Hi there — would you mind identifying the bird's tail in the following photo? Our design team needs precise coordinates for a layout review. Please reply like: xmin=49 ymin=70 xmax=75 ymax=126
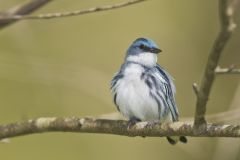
xmin=166 ymin=136 xmax=187 ymax=145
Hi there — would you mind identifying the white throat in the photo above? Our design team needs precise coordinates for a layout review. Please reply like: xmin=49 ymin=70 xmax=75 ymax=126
xmin=126 ymin=52 xmax=157 ymax=67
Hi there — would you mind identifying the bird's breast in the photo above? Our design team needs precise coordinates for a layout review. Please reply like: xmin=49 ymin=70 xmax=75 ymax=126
xmin=115 ymin=64 xmax=159 ymax=121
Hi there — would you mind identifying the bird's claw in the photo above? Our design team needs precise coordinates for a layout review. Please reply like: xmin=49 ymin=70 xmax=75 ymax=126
xmin=145 ymin=120 xmax=160 ymax=129
xmin=127 ymin=117 xmax=141 ymax=129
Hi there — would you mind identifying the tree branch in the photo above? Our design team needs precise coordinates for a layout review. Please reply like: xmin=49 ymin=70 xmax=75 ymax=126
xmin=215 ymin=65 xmax=240 ymax=74
xmin=193 ymin=0 xmax=239 ymax=131
xmin=192 ymin=83 xmax=199 ymax=96
xmin=0 ymin=0 xmax=53 ymax=29
xmin=0 ymin=0 xmax=147 ymax=22
xmin=1 ymin=117 xmax=240 ymax=140
xmin=0 ymin=0 xmax=239 ymax=142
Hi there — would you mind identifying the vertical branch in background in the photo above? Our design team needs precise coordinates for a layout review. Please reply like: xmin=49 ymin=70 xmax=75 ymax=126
xmin=193 ymin=0 xmax=239 ymax=132
xmin=0 ymin=0 xmax=53 ymax=29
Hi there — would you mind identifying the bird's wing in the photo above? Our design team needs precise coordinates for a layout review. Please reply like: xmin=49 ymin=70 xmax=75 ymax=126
xmin=111 ymin=72 xmax=123 ymax=90
xmin=111 ymin=69 xmax=124 ymax=112
xmin=154 ymin=65 xmax=179 ymax=121
xmin=111 ymin=63 xmax=128 ymax=90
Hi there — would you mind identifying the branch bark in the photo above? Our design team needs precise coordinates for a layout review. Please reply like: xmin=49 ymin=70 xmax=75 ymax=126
xmin=193 ymin=0 xmax=239 ymax=131
xmin=0 ymin=0 xmax=53 ymax=29
xmin=1 ymin=117 xmax=240 ymax=140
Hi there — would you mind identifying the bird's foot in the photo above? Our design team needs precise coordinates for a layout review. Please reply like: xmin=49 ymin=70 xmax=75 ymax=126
xmin=127 ymin=117 xmax=141 ymax=129
xmin=145 ymin=120 xmax=160 ymax=129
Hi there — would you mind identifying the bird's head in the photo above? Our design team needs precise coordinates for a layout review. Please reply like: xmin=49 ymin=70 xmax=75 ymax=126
xmin=125 ymin=38 xmax=162 ymax=67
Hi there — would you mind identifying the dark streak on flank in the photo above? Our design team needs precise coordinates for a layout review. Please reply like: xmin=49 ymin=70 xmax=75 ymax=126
xmin=140 ymin=72 xmax=145 ymax=80
xmin=149 ymin=75 xmax=157 ymax=89
xmin=111 ymin=74 xmax=124 ymax=89
xmin=145 ymin=79 xmax=152 ymax=89
xmin=113 ymin=93 xmax=120 ymax=111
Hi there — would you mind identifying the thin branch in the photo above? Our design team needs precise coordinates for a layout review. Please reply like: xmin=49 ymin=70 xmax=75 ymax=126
xmin=192 ymin=83 xmax=199 ymax=96
xmin=193 ymin=0 xmax=239 ymax=131
xmin=0 ymin=0 xmax=53 ymax=29
xmin=1 ymin=117 xmax=240 ymax=140
xmin=215 ymin=66 xmax=240 ymax=74
xmin=0 ymin=0 xmax=147 ymax=21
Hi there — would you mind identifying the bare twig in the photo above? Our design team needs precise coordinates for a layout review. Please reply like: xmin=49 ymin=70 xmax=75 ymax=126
xmin=1 ymin=117 xmax=240 ymax=140
xmin=192 ymin=83 xmax=199 ymax=96
xmin=0 ymin=0 xmax=147 ymax=21
xmin=193 ymin=0 xmax=240 ymax=131
xmin=215 ymin=65 xmax=240 ymax=74
xmin=0 ymin=0 xmax=53 ymax=29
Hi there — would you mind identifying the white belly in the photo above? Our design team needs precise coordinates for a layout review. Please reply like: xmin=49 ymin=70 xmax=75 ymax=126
xmin=115 ymin=64 xmax=159 ymax=121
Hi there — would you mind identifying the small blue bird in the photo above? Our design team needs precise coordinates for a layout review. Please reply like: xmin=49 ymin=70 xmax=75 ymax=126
xmin=111 ymin=38 xmax=187 ymax=144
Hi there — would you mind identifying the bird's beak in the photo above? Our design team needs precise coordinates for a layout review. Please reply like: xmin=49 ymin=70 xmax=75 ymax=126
xmin=151 ymin=47 xmax=162 ymax=54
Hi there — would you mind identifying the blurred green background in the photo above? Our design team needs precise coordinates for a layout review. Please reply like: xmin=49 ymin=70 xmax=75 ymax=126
xmin=0 ymin=0 xmax=240 ymax=160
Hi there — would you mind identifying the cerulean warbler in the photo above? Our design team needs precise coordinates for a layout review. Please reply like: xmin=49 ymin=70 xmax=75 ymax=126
xmin=111 ymin=38 xmax=187 ymax=144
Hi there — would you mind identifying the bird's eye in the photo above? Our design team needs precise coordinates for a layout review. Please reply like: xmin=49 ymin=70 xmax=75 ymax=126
xmin=139 ymin=44 xmax=145 ymax=49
